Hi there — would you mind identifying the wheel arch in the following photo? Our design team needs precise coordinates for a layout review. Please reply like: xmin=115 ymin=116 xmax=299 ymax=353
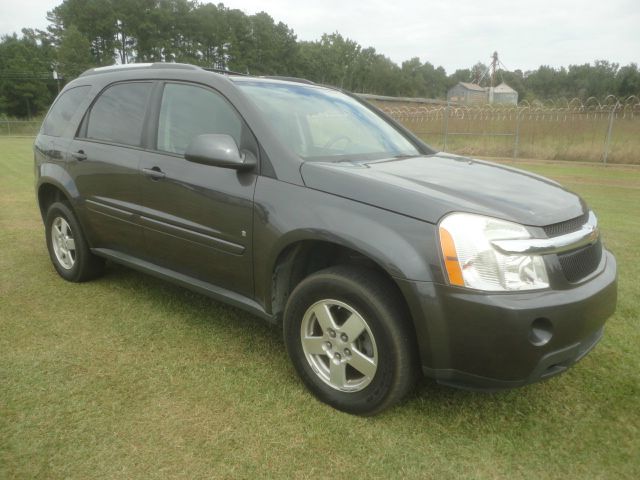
xmin=36 ymin=163 xmax=80 ymax=220
xmin=37 ymin=181 xmax=73 ymax=221
xmin=268 ymin=235 xmax=416 ymax=332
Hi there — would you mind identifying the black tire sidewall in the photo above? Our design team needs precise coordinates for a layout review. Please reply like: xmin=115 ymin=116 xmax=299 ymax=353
xmin=284 ymin=269 xmax=411 ymax=415
xmin=45 ymin=202 xmax=89 ymax=282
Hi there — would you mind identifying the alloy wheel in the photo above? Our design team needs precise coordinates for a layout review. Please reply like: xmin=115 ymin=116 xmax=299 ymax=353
xmin=300 ymin=299 xmax=378 ymax=392
xmin=51 ymin=216 xmax=76 ymax=270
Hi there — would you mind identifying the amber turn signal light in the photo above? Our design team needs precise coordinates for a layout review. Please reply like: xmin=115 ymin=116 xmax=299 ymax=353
xmin=439 ymin=226 xmax=464 ymax=287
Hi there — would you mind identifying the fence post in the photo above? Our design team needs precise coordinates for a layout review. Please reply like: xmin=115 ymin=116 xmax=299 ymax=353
xmin=443 ymin=101 xmax=450 ymax=152
xmin=7 ymin=122 xmax=10 ymax=136
xmin=513 ymin=108 xmax=521 ymax=161
xmin=602 ymin=101 xmax=618 ymax=165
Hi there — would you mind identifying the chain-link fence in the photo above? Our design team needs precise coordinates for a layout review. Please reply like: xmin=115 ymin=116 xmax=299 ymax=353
xmin=381 ymin=96 xmax=640 ymax=164
xmin=0 ymin=121 xmax=41 ymax=137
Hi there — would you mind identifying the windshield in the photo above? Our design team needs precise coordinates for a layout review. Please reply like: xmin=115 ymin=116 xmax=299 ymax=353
xmin=236 ymin=81 xmax=421 ymax=160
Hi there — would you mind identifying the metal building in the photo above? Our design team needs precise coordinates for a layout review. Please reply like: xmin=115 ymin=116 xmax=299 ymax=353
xmin=489 ymin=82 xmax=518 ymax=105
xmin=447 ymin=82 xmax=487 ymax=105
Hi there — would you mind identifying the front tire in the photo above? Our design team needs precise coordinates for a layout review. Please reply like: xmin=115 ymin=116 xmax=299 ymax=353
xmin=283 ymin=266 xmax=418 ymax=415
xmin=45 ymin=201 xmax=104 ymax=282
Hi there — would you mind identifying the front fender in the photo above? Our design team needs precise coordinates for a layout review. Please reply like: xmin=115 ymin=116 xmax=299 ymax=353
xmin=269 ymin=219 xmax=433 ymax=281
xmin=253 ymin=177 xmax=443 ymax=313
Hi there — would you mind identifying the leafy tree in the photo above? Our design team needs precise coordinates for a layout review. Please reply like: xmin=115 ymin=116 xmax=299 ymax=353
xmin=400 ymin=58 xmax=448 ymax=98
xmin=615 ymin=64 xmax=640 ymax=99
xmin=56 ymin=25 xmax=93 ymax=80
xmin=0 ymin=32 xmax=55 ymax=117
xmin=224 ymin=7 xmax=253 ymax=72
xmin=47 ymin=0 xmax=118 ymax=65
xmin=524 ymin=65 xmax=564 ymax=100
xmin=189 ymin=2 xmax=229 ymax=67
xmin=565 ymin=61 xmax=618 ymax=99
xmin=366 ymin=54 xmax=401 ymax=95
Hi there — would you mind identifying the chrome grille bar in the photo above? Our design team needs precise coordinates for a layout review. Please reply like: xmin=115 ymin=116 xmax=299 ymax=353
xmin=491 ymin=212 xmax=599 ymax=256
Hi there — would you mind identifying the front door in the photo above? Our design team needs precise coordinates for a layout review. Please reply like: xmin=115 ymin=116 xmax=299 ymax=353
xmin=138 ymin=82 xmax=258 ymax=298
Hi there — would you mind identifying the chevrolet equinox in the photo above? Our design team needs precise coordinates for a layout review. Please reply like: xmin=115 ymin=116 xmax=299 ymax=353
xmin=34 ymin=63 xmax=618 ymax=415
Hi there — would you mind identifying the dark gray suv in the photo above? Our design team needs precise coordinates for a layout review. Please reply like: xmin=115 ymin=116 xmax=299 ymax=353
xmin=34 ymin=63 xmax=617 ymax=415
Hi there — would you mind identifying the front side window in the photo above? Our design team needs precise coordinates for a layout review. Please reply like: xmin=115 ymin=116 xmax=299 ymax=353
xmin=236 ymin=81 xmax=420 ymax=160
xmin=85 ymin=82 xmax=152 ymax=146
xmin=41 ymin=85 xmax=91 ymax=137
xmin=157 ymin=83 xmax=242 ymax=155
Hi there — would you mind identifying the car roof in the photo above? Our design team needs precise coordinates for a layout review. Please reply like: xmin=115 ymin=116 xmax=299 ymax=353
xmin=79 ymin=62 xmax=200 ymax=77
xmin=79 ymin=62 xmax=319 ymax=88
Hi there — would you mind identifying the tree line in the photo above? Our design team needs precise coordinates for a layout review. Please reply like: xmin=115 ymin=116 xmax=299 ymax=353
xmin=1 ymin=0 xmax=639 ymax=118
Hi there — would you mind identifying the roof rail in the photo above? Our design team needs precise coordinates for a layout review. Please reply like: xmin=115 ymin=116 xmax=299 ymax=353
xmin=79 ymin=62 xmax=202 ymax=77
xmin=261 ymin=76 xmax=316 ymax=85
xmin=201 ymin=67 xmax=249 ymax=76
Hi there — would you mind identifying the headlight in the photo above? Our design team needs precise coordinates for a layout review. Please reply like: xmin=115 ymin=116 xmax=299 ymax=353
xmin=439 ymin=213 xmax=549 ymax=291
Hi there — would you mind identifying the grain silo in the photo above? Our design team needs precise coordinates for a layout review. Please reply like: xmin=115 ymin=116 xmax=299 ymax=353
xmin=490 ymin=82 xmax=518 ymax=105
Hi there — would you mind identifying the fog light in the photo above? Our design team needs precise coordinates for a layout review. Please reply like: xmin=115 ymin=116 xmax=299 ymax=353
xmin=529 ymin=317 xmax=553 ymax=346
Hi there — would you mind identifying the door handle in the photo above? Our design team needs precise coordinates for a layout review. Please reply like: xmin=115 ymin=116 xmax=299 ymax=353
xmin=142 ymin=167 xmax=166 ymax=180
xmin=71 ymin=150 xmax=87 ymax=161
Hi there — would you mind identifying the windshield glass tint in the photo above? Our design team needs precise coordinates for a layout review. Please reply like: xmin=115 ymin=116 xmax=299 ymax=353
xmin=237 ymin=81 xmax=420 ymax=160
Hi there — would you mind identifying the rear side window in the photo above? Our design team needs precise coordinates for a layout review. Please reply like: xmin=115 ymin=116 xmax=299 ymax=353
xmin=41 ymin=86 xmax=91 ymax=137
xmin=85 ymin=82 xmax=152 ymax=146
xmin=157 ymin=83 xmax=242 ymax=155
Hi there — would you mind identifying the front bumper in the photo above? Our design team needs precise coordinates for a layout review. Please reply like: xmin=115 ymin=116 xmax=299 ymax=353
xmin=396 ymin=250 xmax=617 ymax=390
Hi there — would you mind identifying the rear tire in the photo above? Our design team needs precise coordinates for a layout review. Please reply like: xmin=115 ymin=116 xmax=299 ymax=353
xmin=283 ymin=265 xmax=418 ymax=415
xmin=45 ymin=201 xmax=104 ymax=282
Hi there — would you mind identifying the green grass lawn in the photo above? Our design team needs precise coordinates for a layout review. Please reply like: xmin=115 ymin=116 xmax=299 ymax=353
xmin=1 ymin=137 xmax=639 ymax=479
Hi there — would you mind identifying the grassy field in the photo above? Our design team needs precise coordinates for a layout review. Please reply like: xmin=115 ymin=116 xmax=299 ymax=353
xmin=1 ymin=137 xmax=639 ymax=479
xmin=0 ymin=121 xmax=41 ymax=137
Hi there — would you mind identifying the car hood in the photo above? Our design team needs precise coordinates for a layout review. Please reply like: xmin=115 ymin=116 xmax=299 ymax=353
xmin=301 ymin=153 xmax=587 ymax=226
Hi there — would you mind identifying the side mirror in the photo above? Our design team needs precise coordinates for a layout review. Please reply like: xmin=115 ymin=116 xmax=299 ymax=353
xmin=184 ymin=134 xmax=255 ymax=171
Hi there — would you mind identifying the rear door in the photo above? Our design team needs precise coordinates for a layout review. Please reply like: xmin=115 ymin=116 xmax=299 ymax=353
xmin=138 ymin=82 xmax=259 ymax=297
xmin=69 ymin=81 xmax=153 ymax=256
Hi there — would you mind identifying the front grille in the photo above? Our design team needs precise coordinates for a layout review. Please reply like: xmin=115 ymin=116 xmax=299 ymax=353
xmin=543 ymin=211 xmax=589 ymax=237
xmin=557 ymin=239 xmax=602 ymax=282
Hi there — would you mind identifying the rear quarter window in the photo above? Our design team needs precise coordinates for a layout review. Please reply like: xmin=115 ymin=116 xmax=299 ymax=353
xmin=84 ymin=82 xmax=152 ymax=147
xmin=40 ymin=86 xmax=91 ymax=137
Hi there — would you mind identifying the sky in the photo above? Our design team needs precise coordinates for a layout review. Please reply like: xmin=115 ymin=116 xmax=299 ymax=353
xmin=1 ymin=0 xmax=639 ymax=74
